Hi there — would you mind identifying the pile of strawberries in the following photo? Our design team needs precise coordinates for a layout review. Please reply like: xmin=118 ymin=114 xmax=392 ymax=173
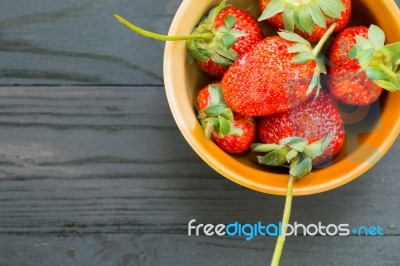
xmin=193 ymin=0 xmax=399 ymax=170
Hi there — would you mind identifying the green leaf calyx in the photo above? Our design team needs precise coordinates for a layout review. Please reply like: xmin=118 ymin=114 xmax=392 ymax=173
xmin=251 ymin=134 xmax=333 ymax=178
xmin=347 ymin=24 xmax=400 ymax=92
xmin=187 ymin=1 xmax=246 ymax=67
xmin=259 ymin=0 xmax=345 ymax=35
xmin=198 ymin=84 xmax=242 ymax=138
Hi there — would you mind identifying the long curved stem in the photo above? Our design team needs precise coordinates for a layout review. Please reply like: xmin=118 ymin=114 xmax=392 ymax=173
xmin=113 ymin=14 xmax=214 ymax=41
xmin=270 ymin=174 xmax=295 ymax=266
xmin=312 ymin=22 xmax=337 ymax=57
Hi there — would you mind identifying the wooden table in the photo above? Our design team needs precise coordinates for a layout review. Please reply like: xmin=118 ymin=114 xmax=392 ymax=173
xmin=0 ymin=1 xmax=399 ymax=265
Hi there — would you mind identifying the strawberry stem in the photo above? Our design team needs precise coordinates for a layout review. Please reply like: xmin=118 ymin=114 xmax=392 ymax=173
xmin=312 ymin=23 xmax=337 ymax=57
xmin=113 ymin=14 xmax=214 ymax=41
xmin=270 ymin=162 xmax=296 ymax=266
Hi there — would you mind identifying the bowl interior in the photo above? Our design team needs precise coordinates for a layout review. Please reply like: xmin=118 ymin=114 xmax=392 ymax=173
xmin=163 ymin=0 xmax=400 ymax=195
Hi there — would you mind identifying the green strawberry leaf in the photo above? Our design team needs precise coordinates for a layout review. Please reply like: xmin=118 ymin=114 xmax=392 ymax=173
xmin=355 ymin=36 xmax=374 ymax=50
xmin=280 ymin=137 xmax=308 ymax=152
xmin=288 ymin=43 xmax=310 ymax=53
xmin=252 ymin=143 xmax=281 ymax=153
xmin=290 ymin=158 xmax=312 ymax=178
xmin=308 ymin=3 xmax=327 ymax=28
xmin=229 ymin=29 xmax=246 ymax=38
xmin=229 ymin=125 xmax=243 ymax=136
xmin=368 ymin=24 xmax=385 ymax=49
xmin=208 ymin=0 xmax=228 ymax=22
xmin=202 ymin=118 xmax=219 ymax=138
xmin=365 ymin=67 xmax=388 ymax=80
xmin=218 ymin=115 xmax=231 ymax=136
xmin=286 ymin=149 xmax=299 ymax=163
xmin=347 ymin=45 xmax=360 ymax=59
xmin=219 ymin=107 xmax=234 ymax=121
xmin=216 ymin=48 xmax=238 ymax=62
xmin=293 ymin=11 xmax=301 ymax=32
xmin=303 ymin=133 xmax=333 ymax=159
xmin=374 ymin=79 xmax=398 ymax=92
xmin=203 ymin=104 xmax=226 ymax=116
xmin=187 ymin=41 xmax=209 ymax=62
xmin=357 ymin=48 xmax=375 ymax=68
xmin=208 ymin=84 xmax=223 ymax=105
xmin=221 ymin=34 xmax=237 ymax=49
xmin=224 ymin=15 xmax=236 ymax=30
xmin=319 ymin=0 xmax=345 ymax=19
xmin=278 ymin=31 xmax=308 ymax=45
xmin=298 ymin=7 xmax=314 ymax=34
xmin=383 ymin=43 xmax=400 ymax=65
xmin=292 ymin=51 xmax=313 ymax=64
xmin=258 ymin=148 xmax=289 ymax=166
xmin=211 ymin=52 xmax=234 ymax=67
xmin=282 ymin=9 xmax=295 ymax=32
xmin=258 ymin=0 xmax=284 ymax=21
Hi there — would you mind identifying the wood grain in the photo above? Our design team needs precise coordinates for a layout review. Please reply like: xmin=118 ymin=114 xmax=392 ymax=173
xmin=0 ymin=235 xmax=398 ymax=266
xmin=0 ymin=0 xmax=182 ymax=85
xmin=0 ymin=0 xmax=400 ymax=265
xmin=0 ymin=87 xmax=398 ymax=239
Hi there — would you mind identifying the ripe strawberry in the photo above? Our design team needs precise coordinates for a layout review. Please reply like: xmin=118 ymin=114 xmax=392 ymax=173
xmin=329 ymin=26 xmax=369 ymax=71
xmin=194 ymin=5 xmax=265 ymax=77
xmin=211 ymin=114 xmax=256 ymax=154
xmin=259 ymin=0 xmax=351 ymax=43
xmin=114 ymin=0 xmax=264 ymax=78
xmin=221 ymin=25 xmax=335 ymax=117
xmin=328 ymin=25 xmax=400 ymax=105
xmin=197 ymin=83 xmax=256 ymax=154
xmin=257 ymin=90 xmax=345 ymax=165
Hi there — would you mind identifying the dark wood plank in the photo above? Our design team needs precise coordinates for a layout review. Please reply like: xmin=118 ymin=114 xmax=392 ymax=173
xmin=0 ymin=0 xmax=182 ymax=85
xmin=0 ymin=234 xmax=398 ymax=266
xmin=0 ymin=87 xmax=398 ymax=238
xmin=1 ymin=0 xmax=400 ymax=264
xmin=1 ymin=0 xmax=399 ymax=85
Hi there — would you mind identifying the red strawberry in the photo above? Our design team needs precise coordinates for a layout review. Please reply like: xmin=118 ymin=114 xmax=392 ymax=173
xmin=259 ymin=0 xmax=351 ymax=43
xmin=257 ymin=90 xmax=345 ymax=165
xmin=328 ymin=25 xmax=400 ymax=105
xmin=197 ymin=84 xmax=256 ymax=154
xmin=221 ymin=25 xmax=335 ymax=116
xmin=114 ymin=0 xmax=264 ymax=78
xmin=329 ymin=26 xmax=369 ymax=71
xmin=195 ymin=6 xmax=265 ymax=77
xmin=211 ymin=114 xmax=256 ymax=154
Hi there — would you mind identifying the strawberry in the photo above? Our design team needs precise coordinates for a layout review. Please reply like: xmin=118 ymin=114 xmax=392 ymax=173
xmin=197 ymin=83 xmax=256 ymax=154
xmin=256 ymin=90 xmax=345 ymax=165
xmin=328 ymin=25 xmax=400 ymax=105
xmin=251 ymin=90 xmax=344 ymax=265
xmin=114 ymin=0 xmax=264 ymax=78
xmin=221 ymin=24 xmax=335 ymax=117
xmin=259 ymin=0 xmax=351 ymax=43
xmin=211 ymin=114 xmax=256 ymax=154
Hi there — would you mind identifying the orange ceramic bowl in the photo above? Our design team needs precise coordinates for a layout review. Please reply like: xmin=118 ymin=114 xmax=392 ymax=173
xmin=163 ymin=0 xmax=400 ymax=195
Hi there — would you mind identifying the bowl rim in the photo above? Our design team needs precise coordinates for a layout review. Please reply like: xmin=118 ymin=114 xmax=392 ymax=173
xmin=163 ymin=0 xmax=400 ymax=195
